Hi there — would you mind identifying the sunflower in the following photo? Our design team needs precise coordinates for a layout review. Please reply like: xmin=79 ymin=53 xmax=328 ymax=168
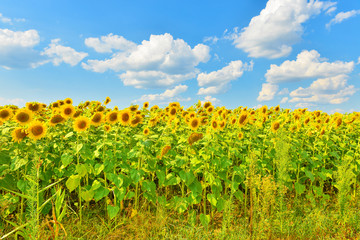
xmin=0 ymin=120 xmax=3 ymax=126
xmin=211 ymin=119 xmax=218 ymax=130
xmin=150 ymin=105 xmax=159 ymax=112
xmin=64 ymin=98 xmax=73 ymax=105
xmin=11 ymin=127 xmax=28 ymax=143
xmin=203 ymin=101 xmax=211 ymax=109
xmin=238 ymin=112 xmax=248 ymax=127
xmin=104 ymin=97 xmax=111 ymax=105
xmin=189 ymin=112 xmax=196 ymax=119
xmin=200 ymin=116 xmax=208 ymax=126
xmin=27 ymin=120 xmax=47 ymax=141
xmin=26 ymin=102 xmax=42 ymax=112
xmin=159 ymin=145 xmax=171 ymax=160
xmin=51 ymin=102 xmax=60 ymax=108
xmin=103 ymin=124 xmax=111 ymax=132
xmin=0 ymin=108 xmax=13 ymax=121
xmin=14 ymin=109 xmax=33 ymax=126
xmin=97 ymin=106 xmax=106 ymax=112
xmin=143 ymin=102 xmax=149 ymax=109
xmin=238 ymin=132 xmax=244 ymax=140
xmin=73 ymin=110 xmax=82 ymax=118
xmin=188 ymin=132 xmax=203 ymax=146
xmin=130 ymin=115 xmax=142 ymax=127
xmin=335 ymin=117 xmax=342 ymax=128
xmin=260 ymin=105 xmax=268 ymax=115
xmin=73 ymin=116 xmax=90 ymax=132
xmin=189 ymin=118 xmax=200 ymax=131
xmin=169 ymin=107 xmax=177 ymax=118
xmin=231 ymin=117 xmax=237 ymax=125
xmin=274 ymin=105 xmax=280 ymax=113
xmin=119 ymin=109 xmax=132 ymax=126
xmin=106 ymin=111 xmax=119 ymax=124
xmin=129 ymin=105 xmax=138 ymax=112
xmin=206 ymin=106 xmax=214 ymax=114
xmin=49 ymin=114 xmax=65 ymax=126
xmin=113 ymin=106 xmax=119 ymax=111
xmin=89 ymin=112 xmax=103 ymax=126
xmin=60 ymin=105 xmax=75 ymax=119
xmin=219 ymin=120 xmax=226 ymax=130
xmin=143 ymin=127 xmax=150 ymax=136
xmin=271 ymin=121 xmax=280 ymax=133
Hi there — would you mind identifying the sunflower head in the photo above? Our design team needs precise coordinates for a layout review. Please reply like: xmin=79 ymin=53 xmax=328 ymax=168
xmin=60 ymin=105 xmax=75 ymax=119
xmin=206 ymin=106 xmax=214 ymax=114
xmin=14 ymin=109 xmax=33 ymax=126
xmin=11 ymin=127 xmax=28 ymax=143
xmin=130 ymin=115 xmax=142 ymax=127
xmin=271 ymin=121 xmax=280 ymax=133
xmin=97 ymin=106 xmax=106 ymax=112
xmin=129 ymin=105 xmax=138 ymax=112
xmin=203 ymin=102 xmax=212 ymax=109
xmin=238 ymin=112 xmax=248 ymax=127
xmin=27 ymin=121 xmax=47 ymax=141
xmin=49 ymin=114 xmax=65 ymax=126
xmin=189 ymin=118 xmax=200 ymax=130
xmin=159 ymin=145 xmax=171 ymax=159
xmin=0 ymin=108 xmax=13 ymax=121
xmin=64 ymin=98 xmax=73 ymax=105
xmin=169 ymin=107 xmax=177 ymax=117
xmin=104 ymin=96 xmax=111 ymax=105
xmin=73 ymin=116 xmax=90 ymax=132
xmin=211 ymin=119 xmax=218 ymax=130
xmin=150 ymin=105 xmax=159 ymax=112
xmin=143 ymin=102 xmax=149 ymax=109
xmin=120 ymin=109 xmax=132 ymax=126
xmin=90 ymin=112 xmax=104 ymax=126
xmin=188 ymin=132 xmax=203 ymax=146
xmin=238 ymin=132 xmax=244 ymax=140
xmin=200 ymin=116 xmax=208 ymax=126
xmin=104 ymin=124 xmax=111 ymax=132
xmin=106 ymin=111 xmax=119 ymax=124
xmin=143 ymin=127 xmax=150 ymax=136
xmin=26 ymin=102 xmax=42 ymax=112
xmin=274 ymin=105 xmax=280 ymax=113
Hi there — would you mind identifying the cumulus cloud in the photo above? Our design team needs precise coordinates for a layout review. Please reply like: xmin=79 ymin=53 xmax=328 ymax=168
xmin=280 ymin=97 xmax=288 ymax=103
xmin=0 ymin=97 xmax=26 ymax=107
xmin=203 ymin=36 xmax=219 ymax=45
xmin=85 ymin=33 xmax=137 ymax=53
xmin=134 ymin=84 xmax=190 ymax=104
xmin=257 ymin=83 xmax=279 ymax=102
xmin=258 ymin=50 xmax=356 ymax=103
xmin=200 ymin=96 xmax=221 ymax=106
xmin=41 ymin=39 xmax=88 ymax=66
xmin=326 ymin=10 xmax=360 ymax=29
xmin=278 ymin=88 xmax=289 ymax=95
xmin=0 ymin=13 xmax=11 ymax=24
xmin=0 ymin=28 xmax=45 ymax=69
xmin=197 ymin=60 xmax=253 ymax=95
xmin=265 ymin=50 xmax=354 ymax=84
xmin=326 ymin=6 xmax=337 ymax=15
xmin=231 ymin=0 xmax=335 ymax=58
xmin=83 ymin=33 xmax=210 ymax=89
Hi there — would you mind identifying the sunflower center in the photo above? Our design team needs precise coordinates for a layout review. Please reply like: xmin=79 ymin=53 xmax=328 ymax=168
xmin=122 ymin=113 xmax=129 ymax=122
xmin=32 ymin=125 xmax=44 ymax=136
xmin=78 ymin=121 xmax=87 ymax=129
xmin=64 ymin=108 xmax=73 ymax=115
xmin=109 ymin=113 xmax=117 ymax=121
xmin=17 ymin=112 xmax=30 ymax=122
xmin=212 ymin=121 xmax=217 ymax=128
xmin=0 ymin=110 xmax=10 ymax=119
xmin=51 ymin=115 xmax=64 ymax=124
xmin=170 ymin=109 xmax=176 ymax=115
xmin=92 ymin=114 xmax=101 ymax=123
xmin=273 ymin=122 xmax=280 ymax=131
xmin=191 ymin=119 xmax=198 ymax=128
xmin=16 ymin=129 xmax=27 ymax=139
xmin=239 ymin=115 xmax=247 ymax=124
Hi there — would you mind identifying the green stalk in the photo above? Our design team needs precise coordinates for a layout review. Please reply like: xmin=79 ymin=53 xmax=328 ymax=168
xmin=76 ymin=134 xmax=82 ymax=224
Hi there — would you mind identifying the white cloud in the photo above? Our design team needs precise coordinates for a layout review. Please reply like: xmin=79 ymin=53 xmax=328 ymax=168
xmin=119 ymin=70 xmax=197 ymax=89
xmin=85 ymin=33 xmax=137 ymax=53
xmin=357 ymin=57 xmax=360 ymax=64
xmin=200 ymin=96 xmax=221 ymax=106
xmin=197 ymin=60 xmax=253 ymax=95
xmin=0 ymin=13 xmax=11 ymax=24
xmin=278 ymin=88 xmax=289 ymax=95
xmin=42 ymin=39 xmax=88 ymax=66
xmin=0 ymin=28 xmax=44 ymax=69
xmin=326 ymin=10 xmax=360 ymax=29
xmin=295 ymin=102 xmax=315 ymax=109
xmin=203 ymin=36 xmax=219 ymax=44
xmin=0 ymin=97 xmax=26 ymax=107
xmin=83 ymin=33 xmax=210 ymax=89
xmin=280 ymin=97 xmax=288 ymax=103
xmin=257 ymin=83 xmax=279 ymax=102
xmin=231 ymin=0 xmax=335 ymax=58
xmin=134 ymin=84 xmax=190 ymax=104
xmin=329 ymin=108 xmax=345 ymax=114
xmin=265 ymin=50 xmax=354 ymax=84
xmin=326 ymin=6 xmax=337 ymax=15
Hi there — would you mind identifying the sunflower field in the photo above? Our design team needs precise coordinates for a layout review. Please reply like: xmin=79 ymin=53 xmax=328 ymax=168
xmin=1 ymin=98 xmax=360 ymax=239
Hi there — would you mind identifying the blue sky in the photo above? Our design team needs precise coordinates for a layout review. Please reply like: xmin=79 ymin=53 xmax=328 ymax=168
xmin=0 ymin=0 xmax=359 ymax=113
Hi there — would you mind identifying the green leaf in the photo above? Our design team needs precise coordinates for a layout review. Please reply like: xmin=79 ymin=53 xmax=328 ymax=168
xmin=93 ymin=186 xmax=109 ymax=202
xmin=91 ymin=180 xmax=101 ymax=190
xmin=199 ymin=213 xmax=210 ymax=227
xmin=142 ymin=181 xmax=156 ymax=194
xmin=107 ymin=205 xmax=120 ymax=220
xmin=76 ymin=164 xmax=88 ymax=178
xmin=179 ymin=170 xmax=195 ymax=186
xmin=294 ymin=182 xmax=306 ymax=195
xmin=17 ymin=179 xmax=29 ymax=193
xmin=107 ymin=173 xmax=124 ymax=188
xmin=10 ymin=156 xmax=27 ymax=171
xmin=156 ymin=170 xmax=165 ymax=186
xmin=61 ymin=153 xmax=73 ymax=168
xmin=207 ymin=194 xmax=217 ymax=207
xmin=114 ymin=187 xmax=126 ymax=203
xmin=76 ymin=144 xmax=83 ymax=154
xmin=65 ymin=175 xmax=81 ymax=192
xmin=64 ymin=132 xmax=74 ymax=139
xmin=188 ymin=179 xmax=202 ymax=195
xmin=81 ymin=189 xmax=94 ymax=202
xmin=216 ymin=197 xmax=225 ymax=212
xmin=94 ymin=164 xmax=104 ymax=176
xmin=305 ymin=169 xmax=314 ymax=182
